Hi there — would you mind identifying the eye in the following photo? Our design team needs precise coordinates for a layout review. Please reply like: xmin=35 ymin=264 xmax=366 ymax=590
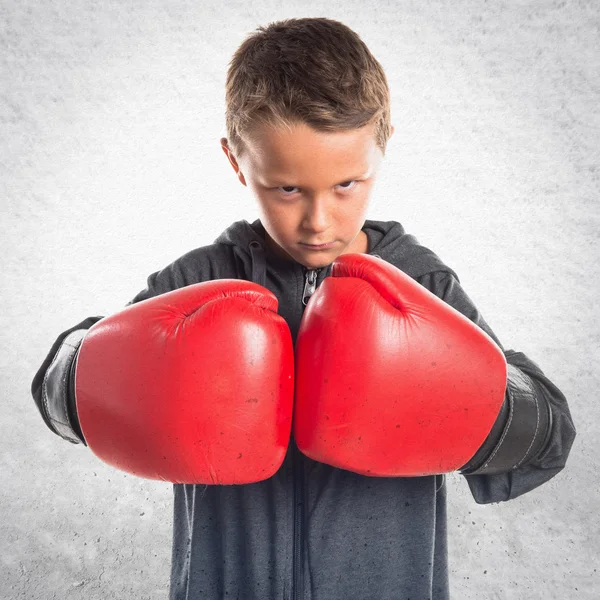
xmin=278 ymin=186 xmax=299 ymax=196
xmin=275 ymin=180 xmax=359 ymax=196
xmin=336 ymin=180 xmax=358 ymax=191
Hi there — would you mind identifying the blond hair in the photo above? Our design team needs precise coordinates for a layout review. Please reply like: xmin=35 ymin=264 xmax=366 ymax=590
xmin=224 ymin=17 xmax=392 ymax=160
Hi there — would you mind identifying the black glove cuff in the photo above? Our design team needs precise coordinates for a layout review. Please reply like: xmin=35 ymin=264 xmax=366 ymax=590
xmin=68 ymin=342 xmax=87 ymax=445
xmin=42 ymin=329 xmax=87 ymax=445
xmin=461 ymin=364 xmax=552 ymax=475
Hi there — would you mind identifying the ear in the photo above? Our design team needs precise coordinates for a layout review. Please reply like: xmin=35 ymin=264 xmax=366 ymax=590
xmin=220 ymin=138 xmax=246 ymax=186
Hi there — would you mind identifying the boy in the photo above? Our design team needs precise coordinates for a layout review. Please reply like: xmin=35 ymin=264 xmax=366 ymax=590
xmin=31 ymin=17 xmax=576 ymax=600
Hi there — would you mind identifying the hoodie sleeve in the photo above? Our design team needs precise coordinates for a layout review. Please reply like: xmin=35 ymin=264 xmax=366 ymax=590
xmin=417 ymin=271 xmax=576 ymax=504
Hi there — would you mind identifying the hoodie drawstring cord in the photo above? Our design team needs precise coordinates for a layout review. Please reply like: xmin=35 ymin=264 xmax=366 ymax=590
xmin=248 ymin=240 xmax=267 ymax=287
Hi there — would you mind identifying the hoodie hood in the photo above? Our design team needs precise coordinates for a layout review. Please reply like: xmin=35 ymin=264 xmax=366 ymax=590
xmin=214 ymin=219 xmax=459 ymax=285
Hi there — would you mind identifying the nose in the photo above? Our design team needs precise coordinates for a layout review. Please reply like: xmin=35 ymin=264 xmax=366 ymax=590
xmin=301 ymin=196 xmax=331 ymax=234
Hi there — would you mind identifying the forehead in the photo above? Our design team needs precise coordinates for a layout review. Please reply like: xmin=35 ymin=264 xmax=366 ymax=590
xmin=243 ymin=121 xmax=381 ymax=180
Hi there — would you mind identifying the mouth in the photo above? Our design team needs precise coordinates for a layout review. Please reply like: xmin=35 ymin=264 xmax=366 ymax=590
xmin=299 ymin=241 xmax=336 ymax=250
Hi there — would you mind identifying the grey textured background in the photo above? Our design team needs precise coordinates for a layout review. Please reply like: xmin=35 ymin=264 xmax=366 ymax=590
xmin=2 ymin=1 xmax=599 ymax=598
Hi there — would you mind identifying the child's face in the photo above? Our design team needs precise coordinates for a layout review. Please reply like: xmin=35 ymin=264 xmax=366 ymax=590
xmin=221 ymin=121 xmax=392 ymax=269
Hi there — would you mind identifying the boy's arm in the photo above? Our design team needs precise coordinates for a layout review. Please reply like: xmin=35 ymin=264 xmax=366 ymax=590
xmin=31 ymin=262 xmax=187 ymax=445
xmin=421 ymin=271 xmax=576 ymax=504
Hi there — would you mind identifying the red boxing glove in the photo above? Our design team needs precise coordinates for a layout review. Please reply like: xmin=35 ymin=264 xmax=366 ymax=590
xmin=75 ymin=280 xmax=294 ymax=484
xmin=294 ymin=254 xmax=507 ymax=477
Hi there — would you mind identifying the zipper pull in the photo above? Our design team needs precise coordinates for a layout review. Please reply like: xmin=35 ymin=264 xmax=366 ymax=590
xmin=302 ymin=269 xmax=318 ymax=306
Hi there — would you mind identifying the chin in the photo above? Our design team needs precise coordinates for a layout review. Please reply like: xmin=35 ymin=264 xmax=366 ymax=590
xmin=297 ymin=251 xmax=341 ymax=270
xmin=301 ymin=260 xmax=330 ymax=270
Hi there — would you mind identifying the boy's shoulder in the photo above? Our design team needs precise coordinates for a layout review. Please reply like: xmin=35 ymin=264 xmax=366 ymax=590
xmin=364 ymin=219 xmax=459 ymax=282
xmin=161 ymin=219 xmax=259 ymax=275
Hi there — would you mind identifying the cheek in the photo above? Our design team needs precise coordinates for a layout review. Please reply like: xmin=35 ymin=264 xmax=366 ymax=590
xmin=260 ymin=202 xmax=297 ymax=236
xmin=344 ymin=193 xmax=370 ymax=221
xmin=253 ymin=192 xmax=278 ymax=221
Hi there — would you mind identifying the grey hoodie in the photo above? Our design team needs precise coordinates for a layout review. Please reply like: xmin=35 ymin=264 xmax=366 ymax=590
xmin=31 ymin=218 xmax=576 ymax=600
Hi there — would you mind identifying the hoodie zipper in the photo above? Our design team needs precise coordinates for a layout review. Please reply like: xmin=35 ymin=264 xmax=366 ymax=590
xmin=292 ymin=267 xmax=320 ymax=600
xmin=302 ymin=268 xmax=318 ymax=306
xmin=292 ymin=437 xmax=303 ymax=600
